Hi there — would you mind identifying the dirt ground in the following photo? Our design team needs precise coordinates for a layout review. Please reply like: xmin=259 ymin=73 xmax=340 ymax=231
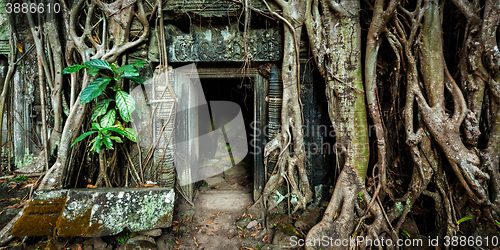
xmin=160 ymin=161 xmax=281 ymax=250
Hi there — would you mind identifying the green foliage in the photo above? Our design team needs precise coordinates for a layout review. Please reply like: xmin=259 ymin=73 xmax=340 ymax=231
xmin=115 ymin=91 xmax=136 ymax=122
xmin=401 ymin=229 xmax=410 ymax=239
xmin=358 ymin=191 xmax=363 ymax=203
xmin=63 ymin=59 xmax=146 ymax=154
xmin=116 ymin=232 xmax=134 ymax=243
xmin=80 ymin=78 xmax=112 ymax=104
xmin=61 ymin=65 xmax=84 ymax=74
xmin=92 ymin=99 xmax=113 ymax=121
xmin=456 ymin=215 xmax=474 ymax=225
xmin=8 ymin=175 xmax=29 ymax=183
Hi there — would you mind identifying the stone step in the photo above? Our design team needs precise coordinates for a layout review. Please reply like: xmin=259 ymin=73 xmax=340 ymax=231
xmin=11 ymin=187 xmax=174 ymax=238
xmin=195 ymin=190 xmax=252 ymax=211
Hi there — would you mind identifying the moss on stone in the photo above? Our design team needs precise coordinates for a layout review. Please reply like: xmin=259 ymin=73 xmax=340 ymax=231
xmin=11 ymin=197 xmax=67 ymax=237
xmin=56 ymin=208 xmax=92 ymax=237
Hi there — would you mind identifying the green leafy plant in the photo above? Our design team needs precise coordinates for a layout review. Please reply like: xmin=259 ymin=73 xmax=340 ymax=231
xmin=358 ymin=191 xmax=363 ymax=203
xmin=63 ymin=59 xmax=147 ymax=153
xmin=8 ymin=175 xmax=30 ymax=183
xmin=456 ymin=215 xmax=474 ymax=225
xmin=401 ymin=229 xmax=410 ymax=239
xmin=117 ymin=233 xmax=129 ymax=243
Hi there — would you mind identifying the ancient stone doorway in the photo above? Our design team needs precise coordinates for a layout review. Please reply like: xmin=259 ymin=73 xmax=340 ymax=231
xmin=175 ymin=68 xmax=268 ymax=201
xmin=199 ymin=76 xmax=255 ymax=192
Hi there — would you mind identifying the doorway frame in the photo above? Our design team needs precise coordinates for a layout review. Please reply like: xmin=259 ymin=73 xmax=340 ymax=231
xmin=180 ymin=67 xmax=268 ymax=201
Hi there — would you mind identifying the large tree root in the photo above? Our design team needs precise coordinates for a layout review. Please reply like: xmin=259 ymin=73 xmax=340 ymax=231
xmin=306 ymin=167 xmax=390 ymax=250
xmin=257 ymin=0 xmax=312 ymax=214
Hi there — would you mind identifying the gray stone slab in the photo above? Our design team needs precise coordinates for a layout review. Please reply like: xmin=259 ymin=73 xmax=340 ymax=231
xmin=12 ymin=187 xmax=174 ymax=237
xmin=196 ymin=190 xmax=252 ymax=211
xmin=88 ymin=188 xmax=174 ymax=237
xmin=204 ymin=176 xmax=225 ymax=186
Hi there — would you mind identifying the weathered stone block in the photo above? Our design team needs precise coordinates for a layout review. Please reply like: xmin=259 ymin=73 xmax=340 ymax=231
xmin=87 ymin=188 xmax=174 ymax=237
xmin=11 ymin=190 xmax=68 ymax=237
xmin=12 ymin=188 xmax=175 ymax=238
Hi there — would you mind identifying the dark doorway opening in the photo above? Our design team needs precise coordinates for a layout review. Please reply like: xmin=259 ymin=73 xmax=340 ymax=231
xmin=199 ymin=77 xmax=255 ymax=191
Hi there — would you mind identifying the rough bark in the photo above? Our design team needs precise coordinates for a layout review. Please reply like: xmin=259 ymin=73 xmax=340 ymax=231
xmin=259 ymin=0 xmax=313 ymax=213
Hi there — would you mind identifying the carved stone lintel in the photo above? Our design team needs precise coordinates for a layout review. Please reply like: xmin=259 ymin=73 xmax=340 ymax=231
xmin=165 ymin=24 xmax=282 ymax=62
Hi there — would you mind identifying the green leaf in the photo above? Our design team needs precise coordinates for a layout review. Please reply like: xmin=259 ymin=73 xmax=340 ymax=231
xmin=124 ymin=127 xmax=137 ymax=142
xmin=87 ymin=67 xmax=99 ymax=76
xmin=116 ymin=65 xmax=139 ymax=76
xmin=102 ymin=135 xmax=113 ymax=150
xmin=71 ymin=131 xmax=97 ymax=147
xmin=109 ymin=136 xmax=123 ymax=143
xmin=91 ymin=122 xmax=102 ymax=131
xmin=116 ymin=91 xmax=136 ymax=122
xmin=80 ymin=78 xmax=112 ymax=104
xmin=62 ymin=65 xmax=84 ymax=74
xmin=457 ymin=215 xmax=474 ymax=225
xmin=401 ymin=230 xmax=410 ymax=239
xmin=134 ymin=60 xmax=147 ymax=68
xmin=85 ymin=59 xmax=113 ymax=71
xmin=120 ymin=74 xmax=145 ymax=84
xmin=100 ymin=109 xmax=116 ymax=128
xmin=94 ymin=134 xmax=102 ymax=153
xmin=117 ymin=65 xmax=145 ymax=84
xmin=105 ymin=127 xmax=127 ymax=136
xmin=92 ymin=99 xmax=113 ymax=121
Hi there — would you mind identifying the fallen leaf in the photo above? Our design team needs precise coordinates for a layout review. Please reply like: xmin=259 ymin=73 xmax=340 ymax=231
xmin=250 ymin=232 xmax=258 ymax=237
xmin=192 ymin=236 xmax=198 ymax=247
xmin=262 ymin=234 xmax=268 ymax=242
xmin=174 ymin=240 xmax=183 ymax=245
xmin=17 ymin=43 xmax=22 ymax=53
xmin=0 ymin=198 xmax=20 ymax=202
xmin=4 ymin=204 xmax=22 ymax=209
xmin=76 ymin=243 xmax=83 ymax=250
xmin=236 ymin=212 xmax=246 ymax=221
xmin=93 ymin=36 xmax=100 ymax=45
xmin=87 ymin=184 xmax=97 ymax=188
xmin=213 ymin=231 xmax=218 ymax=236
xmin=208 ymin=222 xmax=217 ymax=225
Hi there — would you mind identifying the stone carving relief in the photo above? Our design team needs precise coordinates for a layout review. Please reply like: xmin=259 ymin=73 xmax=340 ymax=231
xmin=165 ymin=24 xmax=281 ymax=62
